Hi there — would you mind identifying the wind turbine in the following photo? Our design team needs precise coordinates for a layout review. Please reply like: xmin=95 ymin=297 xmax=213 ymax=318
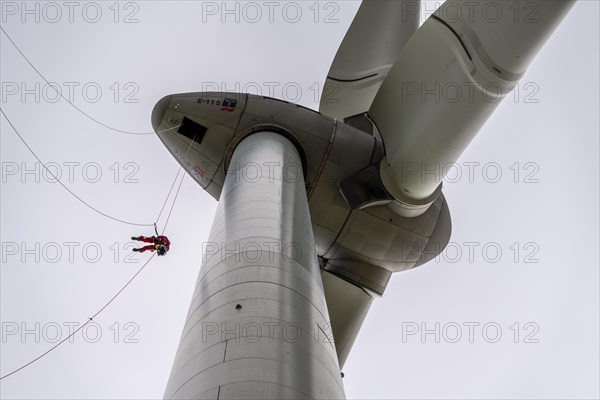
xmin=150 ymin=1 xmax=575 ymax=398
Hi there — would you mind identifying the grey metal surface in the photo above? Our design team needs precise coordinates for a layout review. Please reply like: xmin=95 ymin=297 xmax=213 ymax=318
xmin=163 ymin=132 xmax=345 ymax=399
xmin=320 ymin=0 xmax=421 ymax=120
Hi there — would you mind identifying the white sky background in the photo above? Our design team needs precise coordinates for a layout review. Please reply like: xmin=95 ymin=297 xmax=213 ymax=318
xmin=0 ymin=1 xmax=598 ymax=399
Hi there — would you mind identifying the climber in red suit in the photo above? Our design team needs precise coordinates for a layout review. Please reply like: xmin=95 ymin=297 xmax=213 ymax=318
xmin=131 ymin=235 xmax=171 ymax=256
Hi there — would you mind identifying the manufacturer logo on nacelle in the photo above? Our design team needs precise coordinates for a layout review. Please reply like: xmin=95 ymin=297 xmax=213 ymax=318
xmin=196 ymin=97 xmax=238 ymax=112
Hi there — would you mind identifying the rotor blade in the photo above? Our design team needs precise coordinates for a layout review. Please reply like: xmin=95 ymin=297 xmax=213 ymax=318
xmin=321 ymin=269 xmax=375 ymax=369
xmin=368 ymin=0 xmax=575 ymax=204
xmin=319 ymin=0 xmax=421 ymax=121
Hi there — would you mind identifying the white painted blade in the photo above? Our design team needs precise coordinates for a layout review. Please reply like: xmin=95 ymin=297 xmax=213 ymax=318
xmin=319 ymin=0 xmax=421 ymax=121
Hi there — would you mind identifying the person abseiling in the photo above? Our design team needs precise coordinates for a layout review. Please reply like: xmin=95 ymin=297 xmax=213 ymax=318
xmin=131 ymin=223 xmax=170 ymax=256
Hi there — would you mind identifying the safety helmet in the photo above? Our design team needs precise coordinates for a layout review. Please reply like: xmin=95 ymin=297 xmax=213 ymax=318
xmin=157 ymin=245 xmax=167 ymax=256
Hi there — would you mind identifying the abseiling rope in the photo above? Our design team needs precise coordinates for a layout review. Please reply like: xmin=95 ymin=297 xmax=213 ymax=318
xmin=1 ymin=109 xmax=154 ymax=227
xmin=0 ymin=27 xmax=181 ymax=136
xmin=0 ymin=108 xmax=198 ymax=380
xmin=0 ymin=254 xmax=156 ymax=380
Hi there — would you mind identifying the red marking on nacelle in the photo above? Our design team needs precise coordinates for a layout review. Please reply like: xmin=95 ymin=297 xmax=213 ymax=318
xmin=194 ymin=165 xmax=205 ymax=176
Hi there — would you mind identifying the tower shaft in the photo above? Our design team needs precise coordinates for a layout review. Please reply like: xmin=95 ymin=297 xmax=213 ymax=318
xmin=164 ymin=131 xmax=345 ymax=399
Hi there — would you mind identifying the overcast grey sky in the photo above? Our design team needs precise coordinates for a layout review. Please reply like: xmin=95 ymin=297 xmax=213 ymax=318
xmin=1 ymin=1 xmax=598 ymax=399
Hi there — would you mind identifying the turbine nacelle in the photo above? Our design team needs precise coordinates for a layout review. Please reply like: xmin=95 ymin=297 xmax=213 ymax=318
xmin=152 ymin=92 xmax=451 ymax=279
